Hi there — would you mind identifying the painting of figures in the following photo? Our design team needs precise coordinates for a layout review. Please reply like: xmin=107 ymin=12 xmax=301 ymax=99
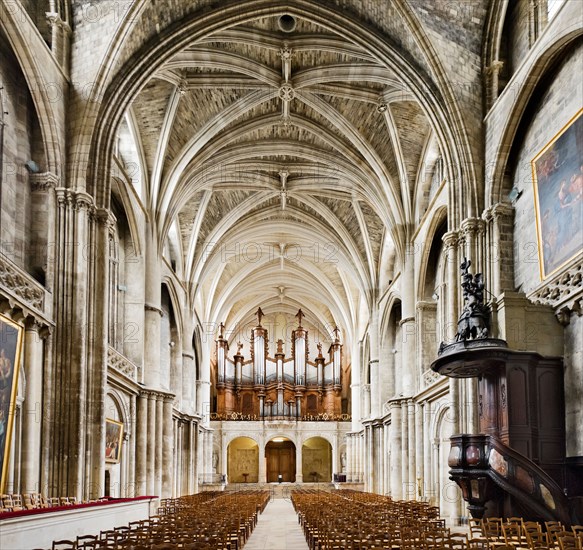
xmin=532 ymin=109 xmax=583 ymax=279
xmin=0 ymin=315 xmax=23 ymax=493
xmin=105 ymin=419 xmax=123 ymax=463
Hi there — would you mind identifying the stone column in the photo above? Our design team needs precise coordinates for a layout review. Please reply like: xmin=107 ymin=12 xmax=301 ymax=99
xmin=258 ymin=433 xmax=266 ymax=483
xmin=87 ymin=208 xmax=111 ymax=500
xmin=195 ymin=381 xmax=202 ymax=415
xmin=401 ymin=400 xmax=409 ymax=498
xmin=415 ymin=402 xmax=424 ymax=500
xmin=205 ymin=430 xmax=213 ymax=482
xmin=362 ymin=384 xmax=371 ymax=419
xmin=127 ymin=394 xmax=136 ymax=496
xmin=369 ymin=306 xmax=380 ymax=418
xmin=144 ymin=228 xmax=162 ymax=389
xmin=407 ymin=400 xmax=415 ymax=498
xmin=389 ymin=401 xmax=402 ymax=498
xmin=350 ymin=340 xmax=361 ymax=431
xmin=196 ymin=427 xmax=204 ymax=487
xmin=155 ymin=397 xmax=163 ymax=495
xmin=346 ymin=435 xmax=353 ymax=480
xmin=485 ymin=60 xmax=504 ymax=109
xmin=332 ymin=432 xmax=339 ymax=479
xmin=423 ymin=403 xmax=432 ymax=501
xmin=295 ymin=442 xmax=303 ymax=483
xmin=146 ymin=393 xmax=156 ymax=494
xmin=189 ymin=421 xmax=197 ymax=494
xmin=432 ymin=439 xmax=440 ymax=506
xmin=182 ymin=352 xmax=195 ymax=415
xmin=442 ymin=231 xmax=459 ymax=342
xmin=162 ymin=396 xmax=174 ymax=497
xmin=492 ymin=202 xmax=514 ymax=297
xmin=21 ymin=320 xmax=45 ymax=493
xmin=135 ymin=393 xmax=148 ymax=495
xmin=400 ymin=252 xmax=416 ymax=395
xmin=46 ymin=11 xmax=71 ymax=70
xmin=221 ymin=432 xmax=228 ymax=483
xmin=173 ymin=421 xmax=180 ymax=497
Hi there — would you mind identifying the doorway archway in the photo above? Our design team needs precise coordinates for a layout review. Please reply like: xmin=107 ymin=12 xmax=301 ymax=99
xmin=227 ymin=437 xmax=259 ymax=483
xmin=302 ymin=437 xmax=332 ymax=482
xmin=265 ymin=438 xmax=296 ymax=482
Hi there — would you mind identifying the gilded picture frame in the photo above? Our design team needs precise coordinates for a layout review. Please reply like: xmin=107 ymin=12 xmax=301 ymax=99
xmin=0 ymin=315 xmax=24 ymax=493
xmin=532 ymin=108 xmax=583 ymax=279
xmin=105 ymin=418 xmax=124 ymax=463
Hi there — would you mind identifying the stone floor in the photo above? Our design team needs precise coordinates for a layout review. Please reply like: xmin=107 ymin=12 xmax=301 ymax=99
xmin=244 ymin=497 xmax=309 ymax=550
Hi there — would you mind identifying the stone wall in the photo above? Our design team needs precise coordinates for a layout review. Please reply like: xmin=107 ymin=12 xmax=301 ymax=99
xmin=302 ymin=437 xmax=332 ymax=482
xmin=512 ymin=44 xmax=582 ymax=293
xmin=564 ymin=315 xmax=583 ymax=457
xmin=0 ymin=32 xmax=33 ymax=273
xmin=228 ymin=437 xmax=259 ymax=483
xmin=511 ymin=43 xmax=583 ymax=458
xmin=507 ymin=0 xmax=531 ymax=74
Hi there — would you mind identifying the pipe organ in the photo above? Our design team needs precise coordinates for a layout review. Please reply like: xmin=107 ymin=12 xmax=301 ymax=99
xmin=214 ymin=308 xmax=343 ymax=420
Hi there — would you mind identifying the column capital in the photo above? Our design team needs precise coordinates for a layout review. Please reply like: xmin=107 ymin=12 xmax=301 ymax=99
xmin=144 ymin=303 xmax=163 ymax=316
xmin=485 ymin=60 xmax=504 ymax=74
xmin=460 ymin=217 xmax=485 ymax=235
xmin=398 ymin=316 xmax=415 ymax=326
xmin=442 ymin=230 xmax=459 ymax=249
xmin=492 ymin=201 xmax=514 ymax=220
xmin=29 ymin=172 xmax=59 ymax=191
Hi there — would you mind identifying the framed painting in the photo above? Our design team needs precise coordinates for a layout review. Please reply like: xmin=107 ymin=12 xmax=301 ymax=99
xmin=532 ymin=108 xmax=583 ymax=279
xmin=105 ymin=418 xmax=123 ymax=463
xmin=0 ymin=315 xmax=24 ymax=493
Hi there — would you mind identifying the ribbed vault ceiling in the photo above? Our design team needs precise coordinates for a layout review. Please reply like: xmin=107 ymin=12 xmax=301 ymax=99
xmin=122 ymin=14 xmax=440 ymax=352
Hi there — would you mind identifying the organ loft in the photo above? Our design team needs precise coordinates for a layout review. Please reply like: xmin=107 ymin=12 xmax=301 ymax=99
xmin=213 ymin=308 xmax=347 ymax=421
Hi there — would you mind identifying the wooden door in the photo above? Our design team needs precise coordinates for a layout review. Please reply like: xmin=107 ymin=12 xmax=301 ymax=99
xmin=266 ymin=441 xmax=296 ymax=482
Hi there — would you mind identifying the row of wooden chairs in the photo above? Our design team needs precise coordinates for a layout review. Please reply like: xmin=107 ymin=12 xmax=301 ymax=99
xmin=468 ymin=517 xmax=583 ymax=549
xmin=0 ymin=493 xmax=91 ymax=512
xmin=44 ymin=490 xmax=270 ymax=549
xmin=291 ymin=489 xmax=583 ymax=550
xmin=292 ymin=488 xmax=465 ymax=549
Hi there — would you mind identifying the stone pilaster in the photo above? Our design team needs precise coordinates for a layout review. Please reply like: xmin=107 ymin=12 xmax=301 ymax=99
xmin=442 ymin=230 xmax=460 ymax=342
xmin=147 ymin=393 xmax=156 ymax=494
xmin=87 ymin=207 xmax=111 ymax=500
xmin=49 ymin=189 xmax=100 ymax=500
xmin=389 ymin=400 xmax=402 ymax=499
xmin=483 ymin=202 xmax=514 ymax=297
xmin=162 ymin=395 xmax=174 ymax=497
xmin=46 ymin=11 xmax=71 ymax=74
xmin=21 ymin=319 xmax=45 ymax=493
xmin=135 ymin=393 xmax=148 ymax=495
xmin=155 ymin=396 xmax=163 ymax=495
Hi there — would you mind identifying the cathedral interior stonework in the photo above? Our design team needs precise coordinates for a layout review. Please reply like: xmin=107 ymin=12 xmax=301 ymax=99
xmin=0 ymin=0 xmax=582 ymax=547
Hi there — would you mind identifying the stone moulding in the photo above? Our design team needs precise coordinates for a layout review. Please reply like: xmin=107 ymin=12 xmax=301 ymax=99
xmin=527 ymin=256 xmax=583 ymax=324
xmin=107 ymin=346 xmax=138 ymax=380
xmin=0 ymin=251 xmax=46 ymax=313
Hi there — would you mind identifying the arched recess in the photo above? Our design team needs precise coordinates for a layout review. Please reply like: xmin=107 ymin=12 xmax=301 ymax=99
xmin=417 ymin=207 xmax=448 ymax=300
xmin=160 ymin=283 xmax=182 ymax=396
xmin=0 ymin=31 xmax=48 ymax=279
xmin=84 ymin=0 xmax=479 ymax=224
xmin=104 ymin=391 xmax=128 ymax=498
xmin=380 ymin=297 xmax=402 ymax=399
xmin=265 ymin=437 xmax=296 ymax=482
xmin=227 ymin=436 xmax=259 ymax=483
xmin=0 ymin=13 xmax=63 ymax=175
xmin=302 ymin=436 xmax=332 ymax=482
xmin=432 ymin=403 xmax=461 ymax=521
xmin=487 ymin=19 xmax=583 ymax=206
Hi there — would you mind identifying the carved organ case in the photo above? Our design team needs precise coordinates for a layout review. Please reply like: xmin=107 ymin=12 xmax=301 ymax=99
xmin=214 ymin=309 xmax=343 ymax=419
